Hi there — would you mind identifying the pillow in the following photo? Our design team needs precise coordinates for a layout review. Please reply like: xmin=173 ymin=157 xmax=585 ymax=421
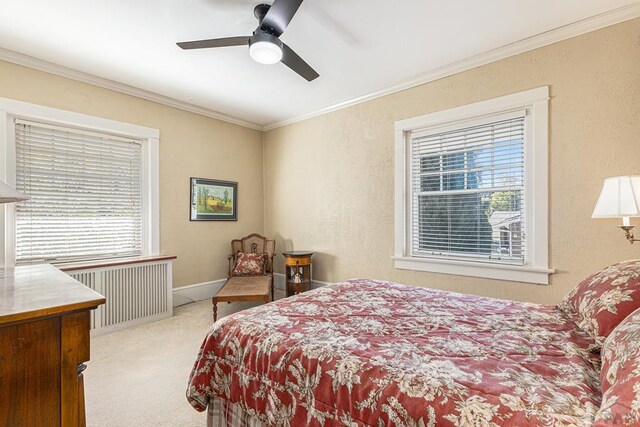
xmin=560 ymin=260 xmax=640 ymax=347
xmin=232 ymin=252 xmax=266 ymax=276
xmin=595 ymin=307 xmax=640 ymax=425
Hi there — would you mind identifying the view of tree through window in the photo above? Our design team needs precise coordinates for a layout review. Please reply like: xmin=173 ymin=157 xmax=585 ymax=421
xmin=412 ymin=116 xmax=525 ymax=264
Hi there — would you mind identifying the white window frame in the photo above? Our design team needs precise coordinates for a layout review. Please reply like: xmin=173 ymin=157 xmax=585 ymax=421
xmin=393 ymin=87 xmax=554 ymax=284
xmin=0 ymin=98 xmax=160 ymax=267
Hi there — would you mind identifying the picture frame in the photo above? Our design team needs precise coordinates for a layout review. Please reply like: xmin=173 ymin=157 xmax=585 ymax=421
xmin=190 ymin=177 xmax=238 ymax=221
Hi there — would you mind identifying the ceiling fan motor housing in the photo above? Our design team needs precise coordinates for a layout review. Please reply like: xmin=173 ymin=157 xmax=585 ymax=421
xmin=249 ymin=32 xmax=283 ymax=64
xmin=250 ymin=32 xmax=283 ymax=50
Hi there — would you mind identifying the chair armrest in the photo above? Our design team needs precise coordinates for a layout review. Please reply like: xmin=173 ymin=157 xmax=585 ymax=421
xmin=228 ymin=254 xmax=235 ymax=277
xmin=267 ymin=254 xmax=277 ymax=275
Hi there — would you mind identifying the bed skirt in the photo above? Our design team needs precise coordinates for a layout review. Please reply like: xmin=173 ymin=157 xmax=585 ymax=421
xmin=207 ymin=397 xmax=265 ymax=427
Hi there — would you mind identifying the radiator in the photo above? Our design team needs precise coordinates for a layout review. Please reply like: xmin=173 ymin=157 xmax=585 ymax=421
xmin=66 ymin=260 xmax=173 ymax=334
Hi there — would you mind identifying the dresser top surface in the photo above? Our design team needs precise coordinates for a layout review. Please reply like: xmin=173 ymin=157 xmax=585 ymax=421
xmin=0 ymin=264 xmax=105 ymax=324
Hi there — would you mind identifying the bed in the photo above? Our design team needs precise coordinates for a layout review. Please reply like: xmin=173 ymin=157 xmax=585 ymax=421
xmin=187 ymin=278 xmax=606 ymax=426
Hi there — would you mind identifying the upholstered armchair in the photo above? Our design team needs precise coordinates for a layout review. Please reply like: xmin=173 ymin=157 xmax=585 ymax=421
xmin=227 ymin=233 xmax=276 ymax=295
xmin=212 ymin=233 xmax=277 ymax=321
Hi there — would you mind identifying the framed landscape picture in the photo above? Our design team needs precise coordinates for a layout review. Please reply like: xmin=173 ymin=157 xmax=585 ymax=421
xmin=190 ymin=178 xmax=238 ymax=221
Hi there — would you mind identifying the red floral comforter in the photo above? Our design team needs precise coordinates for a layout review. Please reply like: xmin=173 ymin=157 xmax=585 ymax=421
xmin=187 ymin=279 xmax=602 ymax=426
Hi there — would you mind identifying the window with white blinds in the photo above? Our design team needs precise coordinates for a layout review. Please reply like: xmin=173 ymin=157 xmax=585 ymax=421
xmin=15 ymin=120 xmax=144 ymax=264
xmin=410 ymin=112 xmax=525 ymax=265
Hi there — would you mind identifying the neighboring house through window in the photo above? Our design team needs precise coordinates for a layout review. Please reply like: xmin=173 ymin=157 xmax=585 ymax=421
xmin=393 ymin=87 xmax=553 ymax=284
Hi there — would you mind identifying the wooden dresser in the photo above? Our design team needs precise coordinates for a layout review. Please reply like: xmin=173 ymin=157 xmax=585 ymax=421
xmin=0 ymin=264 xmax=105 ymax=427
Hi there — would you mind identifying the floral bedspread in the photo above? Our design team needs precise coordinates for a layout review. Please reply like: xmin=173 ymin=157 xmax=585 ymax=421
xmin=187 ymin=279 xmax=602 ymax=426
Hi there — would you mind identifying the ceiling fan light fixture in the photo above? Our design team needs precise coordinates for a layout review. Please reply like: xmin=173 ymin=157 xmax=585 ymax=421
xmin=249 ymin=41 xmax=283 ymax=64
xmin=177 ymin=0 xmax=319 ymax=81
xmin=249 ymin=33 xmax=283 ymax=65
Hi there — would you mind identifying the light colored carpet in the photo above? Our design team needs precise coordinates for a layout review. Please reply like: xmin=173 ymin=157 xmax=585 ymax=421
xmin=85 ymin=292 xmax=283 ymax=427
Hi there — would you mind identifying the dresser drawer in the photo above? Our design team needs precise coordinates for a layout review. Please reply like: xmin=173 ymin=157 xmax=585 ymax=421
xmin=0 ymin=317 xmax=62 ymax=426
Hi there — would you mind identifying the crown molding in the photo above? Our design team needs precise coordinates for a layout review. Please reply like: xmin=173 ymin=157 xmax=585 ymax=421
xmin=0 ymin=2 xmax=638 ymax=133
xmin=0 ymin=47 xmax=263 ymax=131
xmin=262 ymin=2 xmax=640 ymax=131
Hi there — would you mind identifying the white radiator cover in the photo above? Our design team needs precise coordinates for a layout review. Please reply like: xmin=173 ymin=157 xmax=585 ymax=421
xmin=67 ymin=260 xmax=173 ymax=334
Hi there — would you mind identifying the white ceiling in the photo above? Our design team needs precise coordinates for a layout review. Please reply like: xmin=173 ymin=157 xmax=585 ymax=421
xmin=0 ymin=0 xmax=637 ymax=128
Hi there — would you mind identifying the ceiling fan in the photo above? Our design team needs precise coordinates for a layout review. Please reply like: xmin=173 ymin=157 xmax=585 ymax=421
xmin=177 ymin=0 xmax=319 ymax=82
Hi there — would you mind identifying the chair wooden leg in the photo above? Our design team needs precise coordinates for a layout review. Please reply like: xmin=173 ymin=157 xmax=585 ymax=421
xmin=271 ymin=278 xmax=274 ymax=301
xmin=212 ymin=299 xmax=218 ymax=322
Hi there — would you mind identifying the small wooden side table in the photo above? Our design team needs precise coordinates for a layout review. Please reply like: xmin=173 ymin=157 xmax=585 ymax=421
xmin=283 ymin=251 xmax=313 ymax=297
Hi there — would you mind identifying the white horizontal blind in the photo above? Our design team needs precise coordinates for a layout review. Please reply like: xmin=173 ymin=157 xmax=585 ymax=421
xmin=15 ymin=120 xmax=143 ymax=264
xmin=410 ymin=113 xmax=526 ymax=264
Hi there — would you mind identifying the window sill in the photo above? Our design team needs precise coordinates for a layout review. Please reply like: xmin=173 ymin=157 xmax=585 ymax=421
xmin=57 ymin=255 xmax=177 ymax=272
xmin=391 ymin=256 xmax=554 ymax=285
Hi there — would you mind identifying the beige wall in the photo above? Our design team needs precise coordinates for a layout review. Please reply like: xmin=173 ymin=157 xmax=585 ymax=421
xmin=1 ymin=18 xmax=638 ymax=301
xmin=0 ymin=60 xmax=264 ymax=288
xmin=264 ymin=19 xmax=640 ymax=305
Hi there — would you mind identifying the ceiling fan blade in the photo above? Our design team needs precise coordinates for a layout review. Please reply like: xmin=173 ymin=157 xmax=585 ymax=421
xmin=281 ymin=43 xmax=319 ymax=82
xmin=260 ymin=0 xmax=304 ymax=37
xmin=177 ymin=36 xmax=250 ymax=50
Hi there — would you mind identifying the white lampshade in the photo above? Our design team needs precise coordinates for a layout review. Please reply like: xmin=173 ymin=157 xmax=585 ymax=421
xmin=0 ymin=180 xmax=28 ymax=204
xmin=592 ymin=176 xmax=640 ymax=219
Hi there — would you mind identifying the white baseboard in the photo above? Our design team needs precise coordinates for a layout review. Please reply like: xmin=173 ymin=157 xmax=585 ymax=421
xmin=172 ymin=278 xmax=226 ymax=307
xmin=273 ymin=273 xmax=332 ymax=291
